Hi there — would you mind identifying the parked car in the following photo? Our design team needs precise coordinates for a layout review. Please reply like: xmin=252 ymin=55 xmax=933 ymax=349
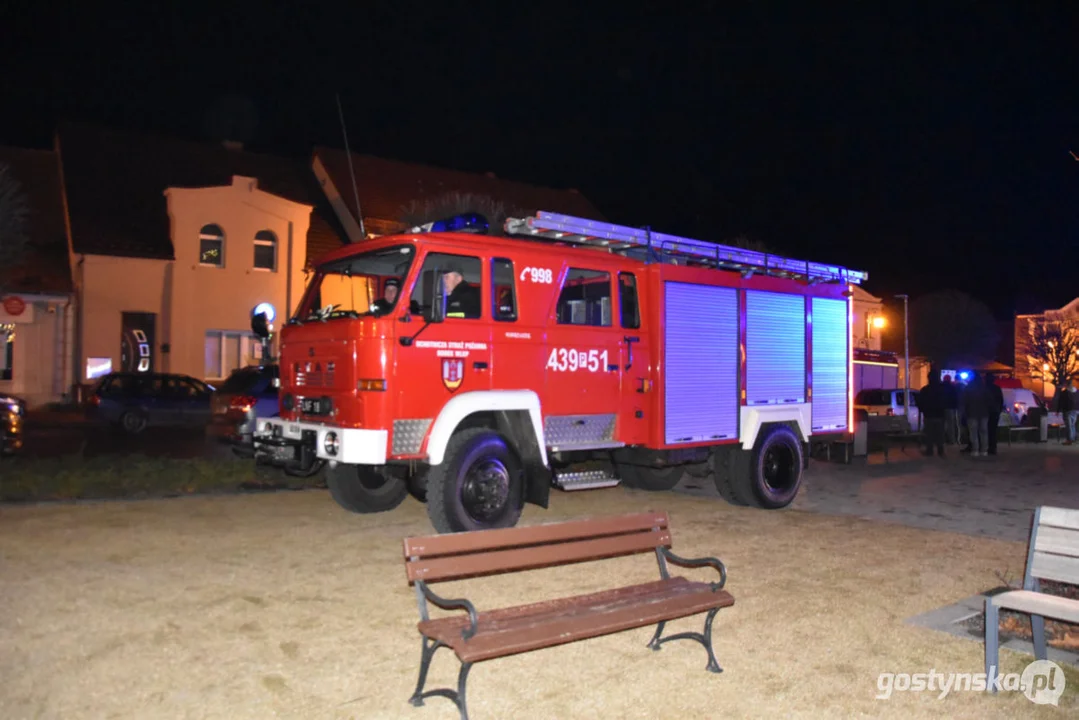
xmin=0 ymin=392 xmax=25 ymax=455
xmin=208 ymin=364 xmax=279 ymax=453
xmin=87 ymin=372 xmax=215 ymax=434
xmin=854 ymin=388 xmax=921 ymax=433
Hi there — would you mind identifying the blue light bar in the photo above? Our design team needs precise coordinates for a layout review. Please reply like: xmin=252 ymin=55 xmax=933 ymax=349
xmin=409 ymin=213 xmax=489 ymax=235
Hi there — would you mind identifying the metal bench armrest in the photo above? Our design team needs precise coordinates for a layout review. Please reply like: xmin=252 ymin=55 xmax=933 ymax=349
xmin=659 ymin=546 xmax=727 ymax=590
xmin=419 ymin=583 xmax=481 ymax=640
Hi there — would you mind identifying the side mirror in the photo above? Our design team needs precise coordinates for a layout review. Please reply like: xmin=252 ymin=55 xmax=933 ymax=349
xmin=251 ymin=312 xmax=271 ymax=339
xmin=425 ymin=269 xmax=446 ymax=324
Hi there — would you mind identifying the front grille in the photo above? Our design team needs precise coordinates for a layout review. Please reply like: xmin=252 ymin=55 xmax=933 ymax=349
xmin=294 ymin=361 xmax=335 ymax=388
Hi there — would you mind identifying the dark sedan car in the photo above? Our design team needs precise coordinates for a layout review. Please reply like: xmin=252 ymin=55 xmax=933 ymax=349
xmin=208 ymin=364 xmax=279 ymax=452
xmin=88 ymin=372 xmax=215 ymax=434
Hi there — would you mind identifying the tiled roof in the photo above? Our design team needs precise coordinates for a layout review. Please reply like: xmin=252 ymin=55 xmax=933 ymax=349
xmin=313 ymin=147 xmax=606 ymax=234
xmin=0 ymin=146 xmax=72 ymax=294
xmin=56 ymin=123 xmax=348 ymax=266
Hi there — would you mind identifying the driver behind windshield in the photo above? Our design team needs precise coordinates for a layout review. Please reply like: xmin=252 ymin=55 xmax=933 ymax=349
xmin=370 ymin=278 xmax=400 ymax=315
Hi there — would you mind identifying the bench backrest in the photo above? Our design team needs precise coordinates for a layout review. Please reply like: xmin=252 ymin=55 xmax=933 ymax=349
xmin=1025 ymin=505 xmax=1079 ymax=589
xmin=404 ymin=511 xmax=672 ymax=584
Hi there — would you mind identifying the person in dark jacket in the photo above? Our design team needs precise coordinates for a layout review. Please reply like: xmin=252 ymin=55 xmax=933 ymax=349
xmin=984 ymin=374 xmax=1005 ymax=455
xmin=961 ymin=372 xmax=991 ymax=457
xmin=941 ymin=375 xmax=960 ymax=445
xmin=918 ymin=371 xmax=947 ymax=457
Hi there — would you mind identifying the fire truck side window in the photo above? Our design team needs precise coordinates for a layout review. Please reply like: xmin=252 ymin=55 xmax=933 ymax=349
xmin=619 ymin=272 xmax=640 ymax=329
xmin=411 ymin=252 xmax=482 ymax=319
xmin=491 ymin=258 xmax=517 ymax=321
xmin=556 ymin=268 xmax=612 ymax=326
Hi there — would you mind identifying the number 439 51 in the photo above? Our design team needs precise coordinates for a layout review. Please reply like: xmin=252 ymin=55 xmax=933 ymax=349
xmin=546 ymin=348 xmax=609 ymax=373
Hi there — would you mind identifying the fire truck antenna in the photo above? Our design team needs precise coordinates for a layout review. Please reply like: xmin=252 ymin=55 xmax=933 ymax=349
xmin=336 ymin=93 xmax=367 ymax=240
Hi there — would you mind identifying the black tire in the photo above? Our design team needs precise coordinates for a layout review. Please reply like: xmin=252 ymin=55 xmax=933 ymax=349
xmin=326 ymin=463 xmax=409 ymax=514
xmin=618 ymin=463 xmax=684 ymax=492
xmin=120 ymin=410 xmax=148 ymax=435
xmin=426 ymin=428 xmax=523 ymax=534
xmin=713 ymin=425 xmax=804 ymax=509
xmin=407 ymin=467 xmax=429 ymax=503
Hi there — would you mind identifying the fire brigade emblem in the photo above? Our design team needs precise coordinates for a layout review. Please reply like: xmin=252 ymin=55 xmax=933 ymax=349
xmin=441 ymin=358 xmax=464 ymax=392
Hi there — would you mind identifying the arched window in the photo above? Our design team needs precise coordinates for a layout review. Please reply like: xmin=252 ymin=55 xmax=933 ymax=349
xmin=199 ymin=224 xmax=225 ymax=267
xmin=254 ymin=230 xmax=277 ymax=271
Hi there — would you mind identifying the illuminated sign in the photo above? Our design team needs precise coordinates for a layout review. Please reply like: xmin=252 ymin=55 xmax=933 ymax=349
xmin=121 ymin=312 xmax=156 ymax=373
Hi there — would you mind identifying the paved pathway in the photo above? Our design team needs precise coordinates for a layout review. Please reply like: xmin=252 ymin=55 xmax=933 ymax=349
xmin=677 ymin=443 xmax=1079 ymax=542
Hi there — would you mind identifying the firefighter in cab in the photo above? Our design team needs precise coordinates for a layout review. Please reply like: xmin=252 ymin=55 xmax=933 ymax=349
xmin=371 ymin=278 xmax=400 ymax=315
xmin=443 ymin=262 xmax=480 ymax=318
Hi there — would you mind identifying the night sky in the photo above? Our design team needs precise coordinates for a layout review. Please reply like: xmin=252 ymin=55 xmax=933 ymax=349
xmin=4 ymin=3 xmax=1077 ymax=319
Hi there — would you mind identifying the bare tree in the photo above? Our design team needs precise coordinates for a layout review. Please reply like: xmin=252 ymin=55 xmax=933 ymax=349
xmin=0 ymin=162 xmax=30 ymax=276
xmin=1017 ymin=314 xmax=1079 ymax=389
xmin=399 ymin=192 xmax=530 ymax=237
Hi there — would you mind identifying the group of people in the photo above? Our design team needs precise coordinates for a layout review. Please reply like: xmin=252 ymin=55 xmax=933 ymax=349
xmin=917 ymin=371 xmax=1004 ymax=458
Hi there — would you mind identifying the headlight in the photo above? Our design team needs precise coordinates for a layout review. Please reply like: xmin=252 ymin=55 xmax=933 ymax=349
xmin=324 ymin=431 xmax=339 ymax=456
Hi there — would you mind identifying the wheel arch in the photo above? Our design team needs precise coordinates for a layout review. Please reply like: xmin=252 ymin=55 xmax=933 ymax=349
xmin=739 ymin=405 xmax=810 ymax=450
xmin=424 ymin=390 xmax=548 ymax=467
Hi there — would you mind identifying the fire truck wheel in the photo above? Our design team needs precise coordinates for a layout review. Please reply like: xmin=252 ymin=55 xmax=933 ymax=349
xmin=617 ymin=463 xmax=684 ymax=492
xmin=326 ymin=463 xmax=409 ymax=514
xmin=738 ymin=425 xmax=804 ymax=509
xmin=426 ymin=428 xmax=523 ymax=534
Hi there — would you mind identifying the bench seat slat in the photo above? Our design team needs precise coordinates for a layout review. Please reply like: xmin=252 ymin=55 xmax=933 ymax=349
xmin=404 ymin=512 xmax=670 ymax=560
xmin=407 ymin=528 xmax=672 ymax=583
xmin=1039 ymin=507 xmax=1079 ymax=530
xmin=1033 ymin=525 xmax=1079 ymax=557
xmin=990 ymin=589 xmax=1079 ymax=624
xmin=419 ymin=577 xmax=735 ymax=663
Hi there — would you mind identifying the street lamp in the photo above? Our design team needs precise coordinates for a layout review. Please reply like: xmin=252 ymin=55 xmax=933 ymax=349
xmin=895 ymin=294 xmax=910 ymax=418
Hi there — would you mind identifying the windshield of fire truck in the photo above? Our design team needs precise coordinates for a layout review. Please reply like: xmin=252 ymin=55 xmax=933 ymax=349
xmin=292 ymin=245 xmax=416 ymax=323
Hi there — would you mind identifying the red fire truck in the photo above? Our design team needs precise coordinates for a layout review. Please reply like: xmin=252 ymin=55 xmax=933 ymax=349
xmin=251 ymin=211 xmax=866 ymax=533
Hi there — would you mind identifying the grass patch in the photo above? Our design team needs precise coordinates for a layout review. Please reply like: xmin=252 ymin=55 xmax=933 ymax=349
xmin=0 ymin=454 xmax=322 ymax=502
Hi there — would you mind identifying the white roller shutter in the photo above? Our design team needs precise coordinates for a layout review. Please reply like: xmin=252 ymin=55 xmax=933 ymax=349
xmin=664 ymin=282 xmax=739 ymax=444
xmin=811 ymin=297 xmax=849 ymax=431
xmin=745 ymin=290 xmax=806 ymax=405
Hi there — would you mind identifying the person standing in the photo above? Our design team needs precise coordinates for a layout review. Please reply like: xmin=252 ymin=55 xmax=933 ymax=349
xmin=1061 ymin=381 xmax=1078 ymax=445
xmin=942 ymin=374 xmax=960 ymax=445
xmin=961 ymin=371 xmax=990 ymax=457
xmin=984 ymin=374 xmax=1005 ymax=455
xmin=918 ymin=371 xmax=946 ymax=457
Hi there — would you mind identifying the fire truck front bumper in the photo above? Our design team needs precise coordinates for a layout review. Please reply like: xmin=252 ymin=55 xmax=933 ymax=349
xmin=252 ymin=418 xmax=388 ymax=467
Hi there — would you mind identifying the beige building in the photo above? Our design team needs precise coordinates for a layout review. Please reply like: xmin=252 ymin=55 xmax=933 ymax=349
xmin=1014 ymin=297 xmax=1079 ymax=398
xmin=851 ymin=286 xmax=886 ymax=351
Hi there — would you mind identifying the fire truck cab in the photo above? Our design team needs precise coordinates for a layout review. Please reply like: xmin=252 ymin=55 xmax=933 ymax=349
xmin=252 ymin=211 xmax=865 ymax=534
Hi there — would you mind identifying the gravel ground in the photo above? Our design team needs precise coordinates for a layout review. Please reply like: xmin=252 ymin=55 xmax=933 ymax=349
xmin=1 ymin=483 xmax=1075 ymax=719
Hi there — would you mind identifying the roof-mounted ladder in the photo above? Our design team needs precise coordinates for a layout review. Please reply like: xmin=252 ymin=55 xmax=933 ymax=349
xmin=504 ymin=211 xmax=868 ymax=285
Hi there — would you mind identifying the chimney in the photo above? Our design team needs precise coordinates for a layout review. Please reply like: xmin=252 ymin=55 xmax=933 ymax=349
xmin=222 ymin=140 xmax=244 ymax=151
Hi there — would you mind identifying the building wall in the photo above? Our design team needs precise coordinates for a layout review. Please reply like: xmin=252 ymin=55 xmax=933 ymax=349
xmin=0 ymin=295 xmax=74 ymax=407
xmin=79 ymin=255 xmax=169 ymax=382
xmin=852 ymin=286 xmax=885 ymax=351
xmin=164 ymin=177 xmax=312 ymax=383
xmin=1014 ymin=299 xmax=1079 ymax=398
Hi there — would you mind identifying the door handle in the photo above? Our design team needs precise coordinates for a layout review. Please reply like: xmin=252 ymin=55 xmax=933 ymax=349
xmin=473 ymin=361 xmax=488 ymax=370
xmin=623 ymin=335 xmax=640 ymax=371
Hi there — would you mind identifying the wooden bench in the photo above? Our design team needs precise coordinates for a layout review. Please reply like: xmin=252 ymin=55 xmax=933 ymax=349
xmin=985 ymin=505 xmax=1079 ymax=691
xmin=402 ymin=511 xmax=734 ymax=719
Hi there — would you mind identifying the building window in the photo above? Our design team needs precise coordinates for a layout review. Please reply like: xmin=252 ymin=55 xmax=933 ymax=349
xmin=254 ymin=230 xmax=277 ymax=271
xmin=204 ymin=330 xmax=262 ymax=380
xmin=199 ymin=224 xmax=225 ymax=267
xmin=0 ymin=324 xmax=13 ymax=381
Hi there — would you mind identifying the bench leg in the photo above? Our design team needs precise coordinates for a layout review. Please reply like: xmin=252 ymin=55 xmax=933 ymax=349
xmin=646 ymin=607 xmax=723 ymax=673
xmin=409 ymin=636 xmax=474 ymax=720
xmin=985 ymin=599 xmax=1000 ymax=693
xmin=1031 ymin=614 xmax=1047 ymax=660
